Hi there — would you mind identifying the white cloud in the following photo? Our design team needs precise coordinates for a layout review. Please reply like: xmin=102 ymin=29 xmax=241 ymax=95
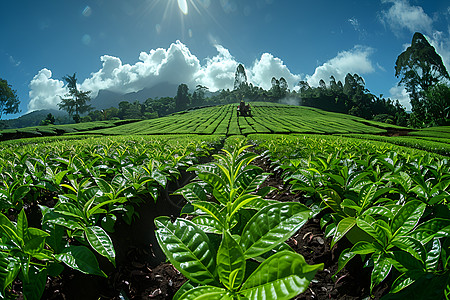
xmin=305 ymin=45 xmax=375 ymax=86
xmin=249 ymin=53 xmax=300 ymax=90
xmin=28 ymin=69 xmax=67 ymax=112
xmin=389 ymin=85 xmax=411 ymax=111
xmin=28 ymin=41 xmax=304 ymax=112
xmin=428 ymin=29 xmax=450 ymax=76
xmin=379 ymin=0 xmax=433 ymax=35
xmin=194 ymin=45 xmax=238 ymax=90
xmin=81 ymin=40 xmax=201 ymax=97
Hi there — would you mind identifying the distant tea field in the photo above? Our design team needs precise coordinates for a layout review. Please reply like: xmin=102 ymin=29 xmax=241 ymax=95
xmin=76 ymin=103 xmax=405 ymax=136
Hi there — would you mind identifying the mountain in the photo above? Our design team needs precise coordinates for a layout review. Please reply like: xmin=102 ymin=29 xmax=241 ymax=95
xmin=90 ymin=82 xmax=179 ymax=109
xmin=0 ymin=109 xmax=71 ymax=129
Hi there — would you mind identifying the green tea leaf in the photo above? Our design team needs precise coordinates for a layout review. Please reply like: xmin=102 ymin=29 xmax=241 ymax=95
xmin=240 ymin=251 xmax=323 ymax=300
xmin=22 ymin=266 xmax=47 ymax=300
xmin=240 ymin=202 xmax=310 ymax=259
xmin=391 ymin=200 xmax=426 ymax=238
xmin=56 ymin=245 xmax=106 ymax=277
xmin=155 ymin=216 xmax=216 ymax=285
xmin=370 ymin=256 xmax=392 ymax=292
xmin=191 ymin=201 xmax=225 ymax=228
xmin=85 ymin=226 xmax=116 ymax=266
xmin=217 ymin=231 xmax=245 ymax=290
xmin=178 ymin=286 xmax=231 ymax=300
xmin=192 ymin=215 xmax=223 ymax=234
xmin=331 ymin=217 xmax=356 ymax=248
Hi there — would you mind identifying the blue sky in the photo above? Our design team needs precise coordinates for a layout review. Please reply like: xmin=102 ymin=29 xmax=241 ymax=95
xmin=1 ymin=0 xmax=450 ymax=118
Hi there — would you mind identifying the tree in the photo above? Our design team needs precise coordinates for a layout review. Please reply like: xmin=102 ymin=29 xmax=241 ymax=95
xmin=175 ymin=83 xmax=189 ymax=111
xmin=58 ymin=73 xmax=92 ymax=123
xmin=40 ymin=113 xmax=55 ymax=125
xmin=424 ymin=83 xmax=450 ymax=126
xmin=191 ymin=85 xmax=208 ymax=107
xmin=234 ymin=64 xmax=248 ymax=90
xmin=395 ymin=32 xmax=450 ymax=125
xmin=0 ymin=78 xmax=20 ymax=119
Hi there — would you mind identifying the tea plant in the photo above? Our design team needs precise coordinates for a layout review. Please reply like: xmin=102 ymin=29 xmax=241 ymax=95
xmin=155 ymin=145 xmax=323 ymax=299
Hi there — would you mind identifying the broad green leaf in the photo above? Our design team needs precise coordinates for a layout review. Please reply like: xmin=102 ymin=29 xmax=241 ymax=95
xmin=176 ymin=182 xmax=207 ymax=203
xmin=22 ymin=266 xmax=47 ymax=300
xmin=23 ymin=228 xmax=49 ymax=255
xmin=335 ymin=248 xmax=356 ymax=277
xmin=388 ymin=251 xmax=424 ymax=274
xmin=240 ymin=202 xmax=310 ymax=259
xmin=192 ymin=215 xmax=223 ymax=234
xmin=87 ymin=197 xmax=127 ymax=218
xmin=410 ymin=218 xmax=450 ymax=244
xmin=236 ymin=169 xmax=268 ymax=195
xmin=151 ymin=170 xmax=167 ymax=188
xmin=320 ymin=189 xmax=345 ymax=216
xmin=349 ymin=241 xmax=378 ymax=255
xmin=391 ymin=236 xmax=426 ymax=262
xmin=240 ymin=251 xmax=323 ymax=300
xmin=46 ymin=216 xmax=83 ymax=231
xmin=331 ymin=217 xmax=356 ymax=248
xmin=340 ymin=199 xmax=360 ymax=215
xmin=357 ymin=217 xmax=388 ymax=246
xmin=155 ymin=216 xmax=216 ymax=285
xmin=390 ymin=273 xmax=415 ymax=293
xmin=391 ymin=200 xmax=426 ymax=238
xmin=53 ymin=202 xmax=84 ymax=219
xmin=425 ymin=238 xmax=441 ymax=270
xmin=191 ymin=201 xmax=225 ymax=228
xmin=85 ymin=226 xmax=116 ymax=266
xmin=178 ymin=286 xmax=231 ymax=300
xmin=230 ymin=194 xmax=261 ymax=219
xmin=94 ymin=177 xmax=113 ymax=194
xmin=358 ymin=183 xmax=379 ymax=210
xmin=198 ymin=172 xmax=229 ymax=204
xmin=370 ymin=257 xmax=392 ymax=292
xmin=217 ymin=231 xmax=245 ymax=290
xmin=173 ymin=280 xmax=199 ymax=300
xmin=16 ymin=209 xmax=29 ymax=241
xmin=3 ymin=257 xmax=20 ymax=292
xmin=253 ymin=242 xmax=294 ymax=263
xmin=0 ymin=223 xmax=22 ymax=248
xmin=43 ymin=223 xmax=65 ymax=253
xmin=56 ymin=245 xmax=106 ymax=277
xmin=361 ymin=206 xmax=394 ymax=219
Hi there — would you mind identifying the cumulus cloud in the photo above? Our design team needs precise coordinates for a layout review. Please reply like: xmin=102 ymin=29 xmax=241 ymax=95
xmin=27 ymin=41 xmax=304 ymax=112
xmin=248 ymin=53 xmax=300 ymax=90
xmin=305 ymin=46 xmax=375 ymax=86
xmin=379 ymin=0 xmax=433 ymax=35
xmin=194 ymin=45 xmax=238 ymax=90
xmin=428 ymin=29 xmax=450 ymax=75
xmin=389 ymin=85 xmax=411 ymax=111
xmin=28 ymin=69 xmax=67 ymax=112
xmin=81 ymin=40 xmax=201 ymax=97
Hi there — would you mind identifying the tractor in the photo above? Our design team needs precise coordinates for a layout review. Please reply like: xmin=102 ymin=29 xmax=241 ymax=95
xmin=237 ymin=100 xmax=252 ymax=117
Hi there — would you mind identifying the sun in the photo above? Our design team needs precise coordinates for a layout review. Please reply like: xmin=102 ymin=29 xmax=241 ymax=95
xmin=177 ymin=0 xmax=188 ymax=15
xmin=143 ymin=0 xmax=216 ymax=40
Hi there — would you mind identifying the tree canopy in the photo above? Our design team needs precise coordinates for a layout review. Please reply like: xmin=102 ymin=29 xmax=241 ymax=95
xmin=395 ymin=32 xmax=450 ymax=126
xmin=58 ymin=73 xmax=92 ymax=123
xmin=0 ymin=78 xmax=20 ymax=119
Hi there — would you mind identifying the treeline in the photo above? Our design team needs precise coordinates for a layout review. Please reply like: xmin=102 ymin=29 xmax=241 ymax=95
xmin=82 ymin=66 xmax=407 ymax=126
xmin=294 ymin=74 xmax=408 ymax=126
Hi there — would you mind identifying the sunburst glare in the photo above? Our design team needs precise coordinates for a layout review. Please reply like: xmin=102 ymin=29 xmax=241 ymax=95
xmin=177 ymin=0 xmax=188 ymax=15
